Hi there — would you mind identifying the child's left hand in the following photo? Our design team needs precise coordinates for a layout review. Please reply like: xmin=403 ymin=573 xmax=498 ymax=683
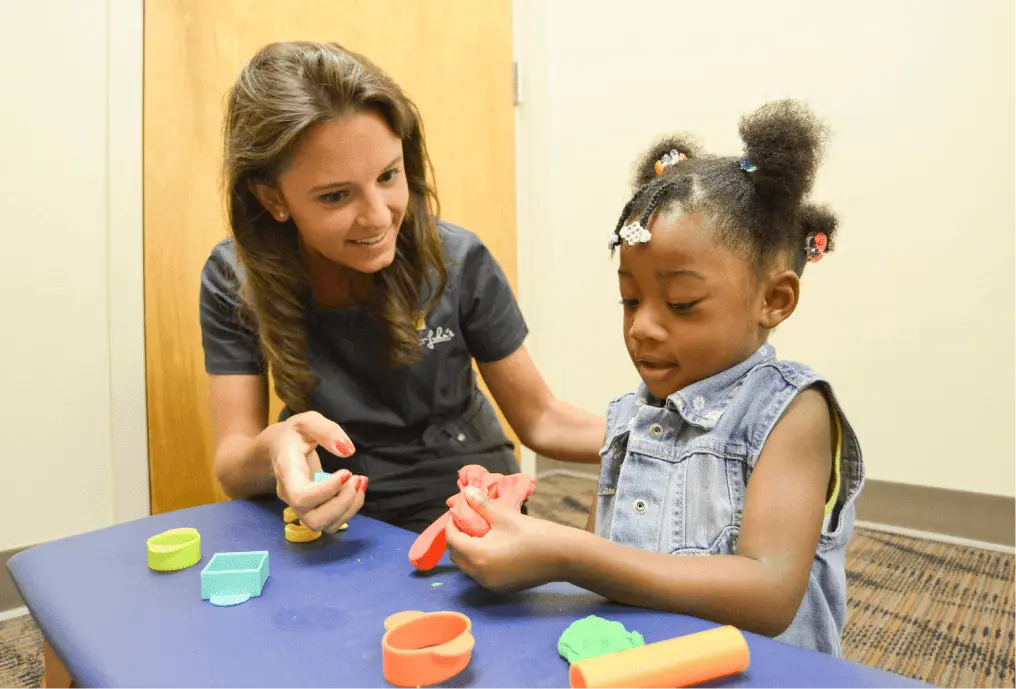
xmin=445 ymin=486 xmax=573 ymax=591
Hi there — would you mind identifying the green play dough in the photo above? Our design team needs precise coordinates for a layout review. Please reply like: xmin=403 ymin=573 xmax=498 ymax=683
xmin=558 ymin=615 xmax=646 ymax=663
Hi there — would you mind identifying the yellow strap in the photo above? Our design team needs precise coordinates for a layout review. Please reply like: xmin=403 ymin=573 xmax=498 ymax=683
xmin=824 ymin=411 xmax=843 ymax=517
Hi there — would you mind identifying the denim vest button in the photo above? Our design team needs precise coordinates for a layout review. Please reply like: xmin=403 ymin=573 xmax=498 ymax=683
xmin=649 ymin=423 xmax=663 ymax=437
xmin=633 ymin=499 xmax=648 ymax=513
xmin=456 ymin=433 xmax=466 ymax=442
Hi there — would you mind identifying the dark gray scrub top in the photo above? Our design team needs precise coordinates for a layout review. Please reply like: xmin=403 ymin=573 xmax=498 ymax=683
xmin=199 ymin=222 xmax=527 ymax=516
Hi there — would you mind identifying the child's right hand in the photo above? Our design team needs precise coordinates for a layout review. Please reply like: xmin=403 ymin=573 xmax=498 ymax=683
xmin=445 ymin=486 xmax=575 ymax=592
xmin=260 ymin=411 xmax=366 ymax=533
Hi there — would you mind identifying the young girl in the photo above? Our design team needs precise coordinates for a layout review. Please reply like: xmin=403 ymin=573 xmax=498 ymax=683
xmin=445 ymin=100 xmax=864 ymax=657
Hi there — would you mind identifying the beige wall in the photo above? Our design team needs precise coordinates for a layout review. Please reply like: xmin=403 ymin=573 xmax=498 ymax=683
xmin=0 ymin=0 xmax=147 ymax=552
xmin=1 ymin=1 xmax=1010 ymax=556
xmin=515 ymin=0 xmax=1015 ymax=496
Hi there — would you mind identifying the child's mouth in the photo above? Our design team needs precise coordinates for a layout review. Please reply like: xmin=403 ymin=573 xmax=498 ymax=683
xmin=636 ymin=358 xmax=678 ymax=382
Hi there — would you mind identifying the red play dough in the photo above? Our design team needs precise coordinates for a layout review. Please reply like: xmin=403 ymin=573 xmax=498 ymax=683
xmin=408 ymin=464 xmax=536 ymax=571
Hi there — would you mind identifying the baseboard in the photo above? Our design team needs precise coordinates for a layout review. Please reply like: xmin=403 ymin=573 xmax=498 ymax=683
xmin=0 ymin=606 xmax=28 ymax=623
xmin=855 ymin=479 xmax=1014 ymax=547
xmin=536 ymin=456 xmax=1015 ymax=547
xmin=0 ymin=546 xmax=27 ymax=615
xmin=855 ymin=521 xmax=1016 ymax=554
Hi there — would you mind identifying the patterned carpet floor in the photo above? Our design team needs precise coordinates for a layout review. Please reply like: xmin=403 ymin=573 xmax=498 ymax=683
xmin=0 ymin=613 xmax=41 ymax=688
xmin=527 ymin=472 xmax=1015 ymax=689
xmin=2 ymin=472 xmax=1013 ymax=688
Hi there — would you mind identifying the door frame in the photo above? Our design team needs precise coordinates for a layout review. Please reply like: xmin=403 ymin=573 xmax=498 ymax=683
xmin=108 ymin=0 xmax=150 ymax=523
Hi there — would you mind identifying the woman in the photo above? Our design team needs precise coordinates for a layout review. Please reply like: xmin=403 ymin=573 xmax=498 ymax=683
xmin=199 ymin=41 xmax=603 ymax=535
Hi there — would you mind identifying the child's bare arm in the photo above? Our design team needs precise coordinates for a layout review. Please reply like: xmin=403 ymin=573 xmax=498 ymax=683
xmin=558 ymin=389 xmax=833 ymax=637
xmin=585 ymin=494 xmax=597 ymax=533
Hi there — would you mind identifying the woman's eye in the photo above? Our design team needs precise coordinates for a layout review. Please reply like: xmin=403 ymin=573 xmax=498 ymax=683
xmin=667 ymin=301 xmax=698 ymax=313
xmin=320 ymin=190 xmax=349 ymax=204
xmin=379 ymin=168 xmax=400 ymax=183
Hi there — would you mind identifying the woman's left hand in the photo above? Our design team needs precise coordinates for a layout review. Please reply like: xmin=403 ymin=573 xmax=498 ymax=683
xmin=445 ymin=486 xmax=575 ymax=592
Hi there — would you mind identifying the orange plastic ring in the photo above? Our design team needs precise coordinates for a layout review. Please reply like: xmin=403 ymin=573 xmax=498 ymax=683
xmin=284 ymin=522 xmax=322 ymax=543
xmin=382 ymin=611 xmax=474 ymax=687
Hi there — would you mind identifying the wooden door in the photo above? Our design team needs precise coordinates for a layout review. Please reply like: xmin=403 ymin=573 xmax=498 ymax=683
xmin=144 ymin=0 xmax=517 ymax=513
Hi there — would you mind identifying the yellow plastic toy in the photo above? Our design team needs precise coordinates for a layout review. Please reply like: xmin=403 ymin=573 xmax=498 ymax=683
xmin=285 ymin=522 xmax=322 ymax=543
xmin=146 ymin=528 xmax=201 ymax=571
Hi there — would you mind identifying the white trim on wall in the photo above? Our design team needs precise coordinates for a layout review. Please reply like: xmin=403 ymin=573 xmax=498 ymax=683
xmin=107 ymin=0 xmax=150 ymax=523
xmin=514 ymin=1 xmax=536 ymax=479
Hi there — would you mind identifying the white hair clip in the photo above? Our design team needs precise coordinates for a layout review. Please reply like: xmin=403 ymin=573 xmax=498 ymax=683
xmin=618 ymin=220 xmax=651 ymax=246
xmin=654 ymin=149 xmax=687 ymax=176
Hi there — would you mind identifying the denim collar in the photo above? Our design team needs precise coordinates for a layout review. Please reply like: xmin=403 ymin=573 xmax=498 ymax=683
xmin=637 ymin=344 xmax=775 ymax=430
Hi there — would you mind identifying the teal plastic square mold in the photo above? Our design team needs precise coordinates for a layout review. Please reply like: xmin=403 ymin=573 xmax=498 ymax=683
xmin=200 ymin=551 xmax=269 ymax=601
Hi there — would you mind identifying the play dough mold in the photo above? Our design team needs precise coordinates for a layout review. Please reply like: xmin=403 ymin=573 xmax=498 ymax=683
xmin=200 ymin=551 xmax=269 ymax=604
xmin=285 ymin=522 xmax=323 ymax=543
xmin=146 ymin=528 xmax=201 ymax=572
xmin=382 ymin=611 xmax=474 ymax=687
xmin=281 ymin=505 xmax=346 ymax=542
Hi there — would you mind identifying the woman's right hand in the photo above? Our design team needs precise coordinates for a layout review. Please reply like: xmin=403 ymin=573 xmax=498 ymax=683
xmin=259 ymin=411 xmax=366 ymax=533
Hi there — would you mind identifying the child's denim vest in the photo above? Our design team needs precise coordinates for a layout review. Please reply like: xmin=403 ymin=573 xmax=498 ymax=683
xmin=595 ymin=344 xmax=864 ymax=656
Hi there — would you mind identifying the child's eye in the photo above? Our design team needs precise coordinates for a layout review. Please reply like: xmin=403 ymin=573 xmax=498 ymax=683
xmin=379 ymin=168 xmax=401 ymax=184
xmin=620 ymin=299 xmax=639 ymax=310
xmin=319 ymin=190 xmax=349 ymax=204
xmin=667 ymin=301 xmax=698 ymax=313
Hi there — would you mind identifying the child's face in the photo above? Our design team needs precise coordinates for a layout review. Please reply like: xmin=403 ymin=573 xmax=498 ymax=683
xmin=618 ymin=210 xmax=786 ymax=399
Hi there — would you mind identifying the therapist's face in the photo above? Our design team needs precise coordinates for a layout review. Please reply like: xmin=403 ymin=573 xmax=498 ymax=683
xmin=253 ymin=110 xmax=410 ymax=277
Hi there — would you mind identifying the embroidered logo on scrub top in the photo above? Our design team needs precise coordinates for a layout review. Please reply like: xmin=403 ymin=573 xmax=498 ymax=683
xmin=420 ymin=326 xmax=455 ymax=350
xmin=415 ymin=313 xmax=455 ymax=350
xmin=419 ymin=325 xmax=456 ymax=350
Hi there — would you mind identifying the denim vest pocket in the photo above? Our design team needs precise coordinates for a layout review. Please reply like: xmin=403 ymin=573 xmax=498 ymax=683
xmin=818 ymin=503 xmax=856 ymax=553
xmin=662 ymin=438 xmax=749 ymax=553
xmin=672 ymin=524 xmax=741 ymax=556
xmin=595 ymin=428 xmax=629 ymax=538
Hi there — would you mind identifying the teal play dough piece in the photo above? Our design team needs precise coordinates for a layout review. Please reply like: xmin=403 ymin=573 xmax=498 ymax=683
xmin=558 ymin=615 xmax=646 ymax=663
xmin=210 ymin=589 xmax=252 ymax=607
xmin=313 ymin=472 xmax=331 ymax=483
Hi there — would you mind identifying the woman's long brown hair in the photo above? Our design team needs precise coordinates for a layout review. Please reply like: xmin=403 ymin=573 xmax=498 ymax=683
xmin=223 ymin=41 xmax=447 ymax=412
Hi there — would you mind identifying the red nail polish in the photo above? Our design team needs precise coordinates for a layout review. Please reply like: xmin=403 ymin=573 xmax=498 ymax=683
xmin=361 ymin=477 xmax=369 ymax=492
xmin=335 ymin=440 xmax=354 ymax=456
xmin=338 ymin=471 xmax=352 ymax=485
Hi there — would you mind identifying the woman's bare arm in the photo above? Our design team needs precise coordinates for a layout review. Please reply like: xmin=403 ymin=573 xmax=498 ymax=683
xmin=207 ymin=373 xmax=275 ymax=499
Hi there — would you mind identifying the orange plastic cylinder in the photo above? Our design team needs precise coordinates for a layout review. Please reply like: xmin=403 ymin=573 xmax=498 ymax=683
xmin=569 ymin=625 xmax=750 ymax=689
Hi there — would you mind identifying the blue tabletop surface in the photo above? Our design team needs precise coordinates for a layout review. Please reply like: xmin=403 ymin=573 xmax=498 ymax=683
xmin=8 ymin=497 xmax=929 ymax=688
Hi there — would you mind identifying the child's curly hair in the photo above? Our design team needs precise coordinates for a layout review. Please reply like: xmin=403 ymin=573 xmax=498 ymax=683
xmin=612 ymin=100 xmax=838 ymax=275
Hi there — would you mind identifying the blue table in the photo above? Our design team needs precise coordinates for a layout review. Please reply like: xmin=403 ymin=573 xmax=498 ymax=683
xmin=8 ymin=498 xmax=927 ymax=687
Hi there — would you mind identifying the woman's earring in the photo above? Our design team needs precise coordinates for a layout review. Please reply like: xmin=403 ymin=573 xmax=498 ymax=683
xmin=276 ymin=209 xmax=289 ymax=222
